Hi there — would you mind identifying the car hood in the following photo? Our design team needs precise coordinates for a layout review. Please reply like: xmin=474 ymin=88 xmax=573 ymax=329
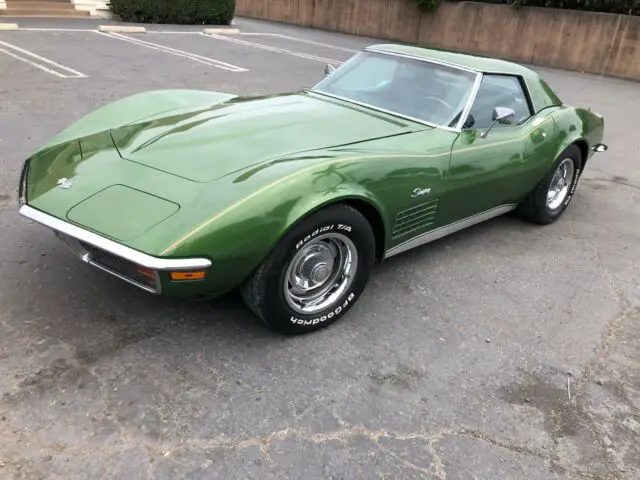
xmin=109 ymin=91 xmax=425 ymax=182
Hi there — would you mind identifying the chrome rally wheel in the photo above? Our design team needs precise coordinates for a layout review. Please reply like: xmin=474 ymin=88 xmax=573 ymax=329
xmin=546 ymin=157 xmax=575 ymax=211
xmin=516 ymin=144 xmax=583 ymax=225
xmin=241 ymin=204 xmax=375 ymax=335
xmin=284 ymin=233 xmax=358 ymax=315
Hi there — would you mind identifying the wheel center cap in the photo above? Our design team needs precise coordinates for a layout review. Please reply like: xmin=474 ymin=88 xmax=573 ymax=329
xmin=311 ymin=263 xmax=331 ymax=284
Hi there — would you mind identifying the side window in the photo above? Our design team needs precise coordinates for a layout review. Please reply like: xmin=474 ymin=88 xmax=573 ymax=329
xmin=465 ymin=75 xmax=532 ymax=130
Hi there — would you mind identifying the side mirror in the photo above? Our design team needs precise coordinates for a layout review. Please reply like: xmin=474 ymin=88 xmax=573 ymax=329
xmin=480 ymin=107 xmax=515 ymax=138
xmin=324 ymin=64 xmax=336 ymax=76
xmin=493 ymin=106 xmax=515 ymax=124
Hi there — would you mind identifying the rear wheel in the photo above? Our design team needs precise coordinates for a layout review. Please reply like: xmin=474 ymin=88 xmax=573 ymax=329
xmin=516 ymin=144 xmax=583 ymax=224
xmin=241 ymin=204 xmax=375 ymax=334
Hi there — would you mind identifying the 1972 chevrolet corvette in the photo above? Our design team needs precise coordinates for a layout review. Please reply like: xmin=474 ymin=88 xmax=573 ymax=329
xmin=18 ymin=44 xmax=607 ymax=334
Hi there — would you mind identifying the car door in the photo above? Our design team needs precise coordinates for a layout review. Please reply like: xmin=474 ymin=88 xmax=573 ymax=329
xmin=442 ymin=74 xmax=549 ymax=222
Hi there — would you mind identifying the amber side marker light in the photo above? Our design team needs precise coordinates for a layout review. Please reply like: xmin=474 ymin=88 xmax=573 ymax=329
xmin=170 ymin=271 xmax=207 ymax=281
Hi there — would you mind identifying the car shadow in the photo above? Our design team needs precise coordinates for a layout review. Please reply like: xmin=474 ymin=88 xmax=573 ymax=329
xmin=1 ymin=210 xmax=546 ymax=401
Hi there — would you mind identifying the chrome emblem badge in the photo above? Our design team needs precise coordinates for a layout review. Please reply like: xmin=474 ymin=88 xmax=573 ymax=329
xmin=57 ymin=178 xmax=72 ymax=189
xmin=411 ymin=187 xmax=431 ymax=197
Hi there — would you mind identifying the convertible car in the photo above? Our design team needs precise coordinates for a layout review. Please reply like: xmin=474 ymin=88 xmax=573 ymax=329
xmin=18 ymin=44 xmax=607 ymax=334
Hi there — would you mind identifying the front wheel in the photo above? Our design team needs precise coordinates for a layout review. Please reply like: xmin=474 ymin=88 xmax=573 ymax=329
xmin=516 ymin=144 xmax=583 ymax=225
xmin=241 ymin=204 xmax=375 ymax=334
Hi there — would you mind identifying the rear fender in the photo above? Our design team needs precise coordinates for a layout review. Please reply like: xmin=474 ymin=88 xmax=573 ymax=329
xmin=551 ymin=106 xmax=605 ymax=166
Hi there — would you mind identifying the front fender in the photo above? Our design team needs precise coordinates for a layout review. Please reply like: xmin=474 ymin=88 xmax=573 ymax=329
xmin=45 ymin=89 xmax=237 ymax=149
xmin=159 ymin=154 xmax=391 ymax=295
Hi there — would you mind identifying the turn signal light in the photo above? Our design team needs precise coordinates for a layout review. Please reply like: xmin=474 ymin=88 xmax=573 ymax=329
xmin=169 ymin=271 xmax=207 ymax=281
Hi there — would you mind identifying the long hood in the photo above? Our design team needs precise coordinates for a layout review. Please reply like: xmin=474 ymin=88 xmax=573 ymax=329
xmin=110 ymin=92 xmax=425 ymax=182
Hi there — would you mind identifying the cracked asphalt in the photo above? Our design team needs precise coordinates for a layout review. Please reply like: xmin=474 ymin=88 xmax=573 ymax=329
xmin=0 ymin=16 xmax=639 ymax=480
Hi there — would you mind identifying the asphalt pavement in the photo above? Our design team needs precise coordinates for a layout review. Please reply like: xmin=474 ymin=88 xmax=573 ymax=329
xmin=0 ymin=16 xmax=638 ymax=480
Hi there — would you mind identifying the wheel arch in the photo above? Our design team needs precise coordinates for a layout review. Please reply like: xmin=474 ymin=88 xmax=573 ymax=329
xmin=272 ymin=194 xmax=389 ymax=265
xmin=230 ymin=193 xmax=388 ymax=292
xmin=553 ymin=137 xmax=589 ymax=170
xmin=339 ymin=198 xmax=387 ymax=262
xmin=550 ymin=105 xmax=604 ymax=169
xmin=572 ymin=138 xmax=589 ymax=167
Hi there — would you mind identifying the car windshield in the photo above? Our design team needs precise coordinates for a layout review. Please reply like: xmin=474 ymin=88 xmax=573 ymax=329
xmin=311 ymin=51 xmax=478 ymax=128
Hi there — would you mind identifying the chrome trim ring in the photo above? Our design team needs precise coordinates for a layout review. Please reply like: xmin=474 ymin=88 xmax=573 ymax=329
xmin=547 ymin=158 xmax=575 ymax=211
xmin=284 ymin=232 xmax=358 ymax=315
xmin=19 ymin=205 xmax=212 ymax=270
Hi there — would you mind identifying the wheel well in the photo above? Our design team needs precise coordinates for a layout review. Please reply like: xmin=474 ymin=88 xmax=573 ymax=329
xmin=341 ymin=199 xmax=386 ymax=262
xmin=573 ymin=139 xmax=589 ymax=166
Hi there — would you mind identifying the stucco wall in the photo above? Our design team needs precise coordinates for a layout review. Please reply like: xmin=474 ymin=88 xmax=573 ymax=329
xmin=235 ymin=0 xmax=640 ymax=81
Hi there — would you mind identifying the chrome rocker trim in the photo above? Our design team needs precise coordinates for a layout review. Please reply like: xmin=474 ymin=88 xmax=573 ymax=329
xmin=19 ymin=205 xmax=212 ymax=294
xmin=385 ymin=204 xmax=517 ymax=258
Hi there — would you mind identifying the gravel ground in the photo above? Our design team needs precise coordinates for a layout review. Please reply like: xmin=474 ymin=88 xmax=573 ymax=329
xmin=0 ymin=16 xmax=638 ymax=480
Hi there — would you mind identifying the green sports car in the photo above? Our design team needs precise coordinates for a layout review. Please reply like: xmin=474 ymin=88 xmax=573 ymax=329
xmin=18 ymin=44 xmax=607 ymax=334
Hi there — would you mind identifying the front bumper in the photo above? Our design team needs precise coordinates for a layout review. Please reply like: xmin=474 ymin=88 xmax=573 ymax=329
xmin=19 ymin=205 xmax=212 ymax=295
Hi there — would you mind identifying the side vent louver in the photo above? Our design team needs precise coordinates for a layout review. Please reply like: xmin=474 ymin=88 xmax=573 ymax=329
xmin=392 ymin=199 xmax=439 ymax=239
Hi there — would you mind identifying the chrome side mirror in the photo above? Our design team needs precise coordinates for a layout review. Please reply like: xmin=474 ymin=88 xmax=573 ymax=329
xmin=480 ymin=106 xmax=515 ymax=138
xmin=324 ymin=64 xmax=336 ymax=76
xmin=493 ymin=106 xmax=515 ymax=124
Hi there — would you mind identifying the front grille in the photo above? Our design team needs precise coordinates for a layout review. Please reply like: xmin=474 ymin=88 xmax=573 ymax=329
xmin=78 ymin=240 xmax=160 ymax=293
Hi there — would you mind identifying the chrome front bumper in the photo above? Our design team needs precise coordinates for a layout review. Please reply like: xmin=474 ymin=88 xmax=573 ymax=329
xmin=19 ymin=205 xmax=212 ymax=295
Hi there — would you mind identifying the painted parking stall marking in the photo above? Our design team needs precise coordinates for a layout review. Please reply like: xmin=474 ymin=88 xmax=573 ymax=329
xmin=238 ymin=33 xmax=360 ymax=53
xmin=202 ymin=32 xmax=344 ymax=65
xmin=96 ymin=31 xmax=248 ymax=72
xmin=0 ymin=39 xmax=86 ymax=78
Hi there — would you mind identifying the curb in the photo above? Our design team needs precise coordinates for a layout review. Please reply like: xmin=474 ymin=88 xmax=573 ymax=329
xmin=98 ymin=25 xmax=146 ymax=33
xmin=203 ymin=28 xmax=240 ymax=35
xmin=0 ymin=23 xmax=19 ymax=30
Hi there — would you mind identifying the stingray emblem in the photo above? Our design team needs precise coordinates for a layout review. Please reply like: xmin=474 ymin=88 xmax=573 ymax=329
xmin=57 ymin=178 xmax=73 ymax=189
xmin=411 ymin=187 xmax=431 ymax=197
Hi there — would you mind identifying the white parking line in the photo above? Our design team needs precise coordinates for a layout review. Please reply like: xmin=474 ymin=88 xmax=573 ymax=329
xmin=145 ymin=31 xmax=204 ymax=34
xmin=96 ymin=31 xmax=247 ymax=72
xmin=16 ymin=28 xmax=203 ymax=34
xmin=239 ymin=33 xmax=360 ymax=53
xmin=17 ymin=28 xmax=96 ymax=32
xmin=0 ymin=39 xmax=86 ymax=78
xmin=203 ymin=33 xmax=343 ymax=65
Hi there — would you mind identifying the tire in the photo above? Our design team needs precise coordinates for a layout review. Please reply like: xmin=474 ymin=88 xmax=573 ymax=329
xmin=241 ymin=204 xmax=375 ymax=335
xmin=516 ymin=144 xmax=583 ymax=225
